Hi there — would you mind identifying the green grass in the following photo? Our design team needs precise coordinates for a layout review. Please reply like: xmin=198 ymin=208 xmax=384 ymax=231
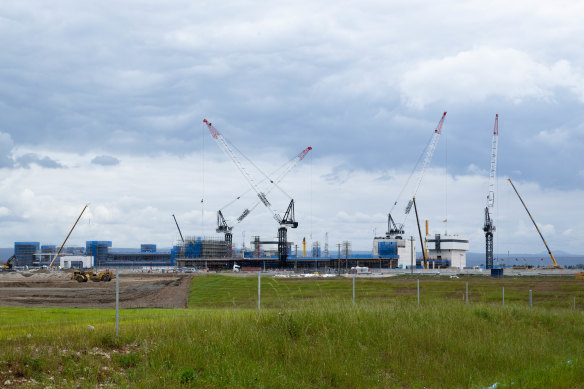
xmin=1 ymin=274 xmax=583 ymax=388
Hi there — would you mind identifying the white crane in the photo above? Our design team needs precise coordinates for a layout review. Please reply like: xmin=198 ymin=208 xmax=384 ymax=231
xmin=483 ymin=114 xmax=498 ymax=269
xmin=387 ymin=112 xmax=447 ymax=236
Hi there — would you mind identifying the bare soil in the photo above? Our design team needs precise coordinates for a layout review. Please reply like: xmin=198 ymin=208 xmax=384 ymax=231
xmin=0 ymin=271 xmax=193 ymax=308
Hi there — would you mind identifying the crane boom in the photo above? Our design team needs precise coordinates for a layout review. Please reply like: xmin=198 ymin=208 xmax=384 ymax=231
xmin=50 ymin=204 xmax=89 ymax=267
xmin=172 ymin=214 xmax=184 ymax=243
xmin=412 ymin=197 xmax=427 ymax=269
xmin=204 ymin=119 xmax=283 ymax=224
xmin=391 ymin=112 xmax=446 ymax=233
xmin=507 ymin=178 xmax=559 ymax=267
xmin=235 ymin=146 xmax=311 ymax=224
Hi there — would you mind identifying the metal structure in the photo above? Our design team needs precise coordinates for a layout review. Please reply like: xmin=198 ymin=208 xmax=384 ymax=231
xmin=507 ymin=178 xmax=560 ymax=267
xmin=204 ymin=119 xmax=304 ymax=263
xmin=50 ymin=204 xmax=89 ymax=267
xmin=412 ymin=197 xmax=427 ymax=269
xmin=172 ymin=214 xmax=185 ymax=243
xmin=483 ymin=114 xmax=499 ymax=269
xmin=387 ymin=112 xmax=447 ymax=237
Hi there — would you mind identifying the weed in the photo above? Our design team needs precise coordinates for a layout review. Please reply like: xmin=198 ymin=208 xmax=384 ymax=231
xmin=114 ymin=353 xmax=139 ymax=368
xmin=179 ymin=367 xmax=197 ymax=384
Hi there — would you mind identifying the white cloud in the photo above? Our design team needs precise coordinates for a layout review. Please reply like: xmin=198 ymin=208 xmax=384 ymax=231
xmin=400 ymin=47 xmax=584 ymax=108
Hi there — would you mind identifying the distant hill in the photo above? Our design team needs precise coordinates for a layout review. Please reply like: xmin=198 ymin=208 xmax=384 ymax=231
xmin=0 ymin=248 xmax=14 ymax=263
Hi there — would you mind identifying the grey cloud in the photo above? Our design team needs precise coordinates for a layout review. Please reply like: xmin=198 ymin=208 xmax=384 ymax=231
xmin=0 ymin=1 xmax=583 ymax=191
xmin=91 ymin=155 xmax=120 ymax=166
xmin=15 ymin=153 xmax=65 ymax=169
xmin=0 ymin=132 xmax=15 ymax=168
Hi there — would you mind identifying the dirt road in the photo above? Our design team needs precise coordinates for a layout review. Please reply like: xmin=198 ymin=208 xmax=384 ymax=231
xmin=0 ymin=271 xmax=193 ymax=308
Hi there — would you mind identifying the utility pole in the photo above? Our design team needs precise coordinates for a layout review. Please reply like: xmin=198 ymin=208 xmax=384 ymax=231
xmin=337 ymin=243 xmax=341 ymax=274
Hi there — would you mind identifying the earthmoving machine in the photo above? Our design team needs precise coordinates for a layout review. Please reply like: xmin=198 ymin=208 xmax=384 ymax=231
xmin=2 ymin=255 xmax=16 ymax=271
xmin=204 ymin=119 xmax=307 ymax=265
xmin=386 ymin=112 xmax=446 ymax=238
xmin=508 ymin=178 xmax=563 ymax=269
xmin=71 ymin=269 xmax=115 ymax=282
xmin=483 ymin=114 xmax=499 ymax=269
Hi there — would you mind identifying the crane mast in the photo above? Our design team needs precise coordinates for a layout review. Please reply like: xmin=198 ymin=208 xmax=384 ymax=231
xmin=484 ymin=114 xmax=498 ymax=269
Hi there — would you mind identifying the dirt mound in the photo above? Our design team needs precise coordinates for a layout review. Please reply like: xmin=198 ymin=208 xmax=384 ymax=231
xmin=0 ymin=272 xmax=193 ymax=309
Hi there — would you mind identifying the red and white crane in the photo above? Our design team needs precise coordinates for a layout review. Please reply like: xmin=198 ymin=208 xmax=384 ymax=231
xmin=204 ymin=119 xmax=305 ymax=263
xmin=204 ymin=119 xmax=291 ymax=225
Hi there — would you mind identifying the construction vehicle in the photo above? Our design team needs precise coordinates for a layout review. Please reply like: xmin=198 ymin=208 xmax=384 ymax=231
xmin=1 ymin=255 xmax=16 ymax=271
xmin=483 ymin=115 xmax=499 ymax=269
xmin=71 ymin=269 xmax=115 ymax=283
xmin=508 ymin=178 xmax=563 ymax=269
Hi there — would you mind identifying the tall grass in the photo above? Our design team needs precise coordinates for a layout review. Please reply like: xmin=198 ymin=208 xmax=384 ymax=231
xmin=1 ymin=275 xmax=583 ymax=388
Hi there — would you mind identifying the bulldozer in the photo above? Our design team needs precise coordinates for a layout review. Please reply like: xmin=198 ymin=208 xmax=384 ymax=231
xmin=71 ymin=269 xmax=115 ymax=283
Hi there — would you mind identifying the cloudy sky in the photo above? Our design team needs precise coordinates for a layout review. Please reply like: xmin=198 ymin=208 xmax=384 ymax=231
xmin=1 ymin=0 xmax=583 ymax=255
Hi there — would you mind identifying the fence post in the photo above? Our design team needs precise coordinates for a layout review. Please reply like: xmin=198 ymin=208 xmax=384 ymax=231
xmin=466 ymin=282 xmax=469 ymax=304
xmin=115 ymin=269 xmax=119 ymax=337
xmin=529 ymin=290 xmax=532 ymax=310
xmin=417 ymin=279 xmax=420 ymax=306
xmin=258 ymin=271 xmax=261 ymax=312
xmin=352 ymin=275 xmax=355 ymax=305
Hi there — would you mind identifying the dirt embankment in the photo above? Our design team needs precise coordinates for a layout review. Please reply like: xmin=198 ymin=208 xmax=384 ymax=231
xmin=0 ymin=271 xmax=193 ymax=309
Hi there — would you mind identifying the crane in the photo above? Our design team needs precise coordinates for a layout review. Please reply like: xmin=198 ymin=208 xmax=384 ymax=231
xmin=204 ymin=119 xmax=304 ymax=265
xmin=483 ymin=114 xmax=498 ymax=269
xmin=387 ymin=112 xmax=447 ymax=237
xmin=204 ymin=119 xmax=298 ymax=225
xmin=230 ymin=146 xmax=311 ymax=225
xmin=507 ymin=178 xmax=561 ymax=268
xmin=213 ymin=145 xmax=310 ymax=260
xmin=412 ymin=196 xmax=428 ymax=269
xmin=50 ymin=204 xmax=89 ymax=267
xmin=172 ymin=214 xmax=185 ymax=243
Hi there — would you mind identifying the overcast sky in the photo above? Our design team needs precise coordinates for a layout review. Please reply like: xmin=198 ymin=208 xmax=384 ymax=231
xmin=1 ymin=1 xmax=583 ymax=256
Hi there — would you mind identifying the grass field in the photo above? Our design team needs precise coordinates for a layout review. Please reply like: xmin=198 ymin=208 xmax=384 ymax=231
xmin=1 ymin=274 xmax=583 ymax=388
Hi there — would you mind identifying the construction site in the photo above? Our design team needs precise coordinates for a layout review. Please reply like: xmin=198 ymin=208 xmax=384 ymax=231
xmin=1 ymin=113 xmax=576 ymax=276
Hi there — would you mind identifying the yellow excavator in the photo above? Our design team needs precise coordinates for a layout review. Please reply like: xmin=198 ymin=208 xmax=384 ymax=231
xmin=71 ymin=269 xmax=115 ymax=283
xmin=1 ymin=256 xmax=15 ymax=271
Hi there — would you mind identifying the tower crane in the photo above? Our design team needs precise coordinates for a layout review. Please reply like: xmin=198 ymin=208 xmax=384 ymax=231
xmin=214 ymin=146 xmax=311 ymax=258
xmin=483 ymin=114 xmax=498 ymax=269
xmin=387 ymin=112 xmax=447 ymax=237
xmin=203 ymin=119 xmax=305 ymax=265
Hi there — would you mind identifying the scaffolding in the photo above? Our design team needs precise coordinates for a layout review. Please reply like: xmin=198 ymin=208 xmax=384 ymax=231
xmin=86 ymin=241 xmax=112 ymax=267
xmin=312 ymin=241 xmax=321 ymax=258
xmin=172 ymin=236 xmax=228 ymax=261
xmin=14 ymin=242 xmax=40 ymax=266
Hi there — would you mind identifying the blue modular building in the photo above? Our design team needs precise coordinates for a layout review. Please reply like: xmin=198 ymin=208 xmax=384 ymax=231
xmin=14 ymin=242 xmax=40 ymax=266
